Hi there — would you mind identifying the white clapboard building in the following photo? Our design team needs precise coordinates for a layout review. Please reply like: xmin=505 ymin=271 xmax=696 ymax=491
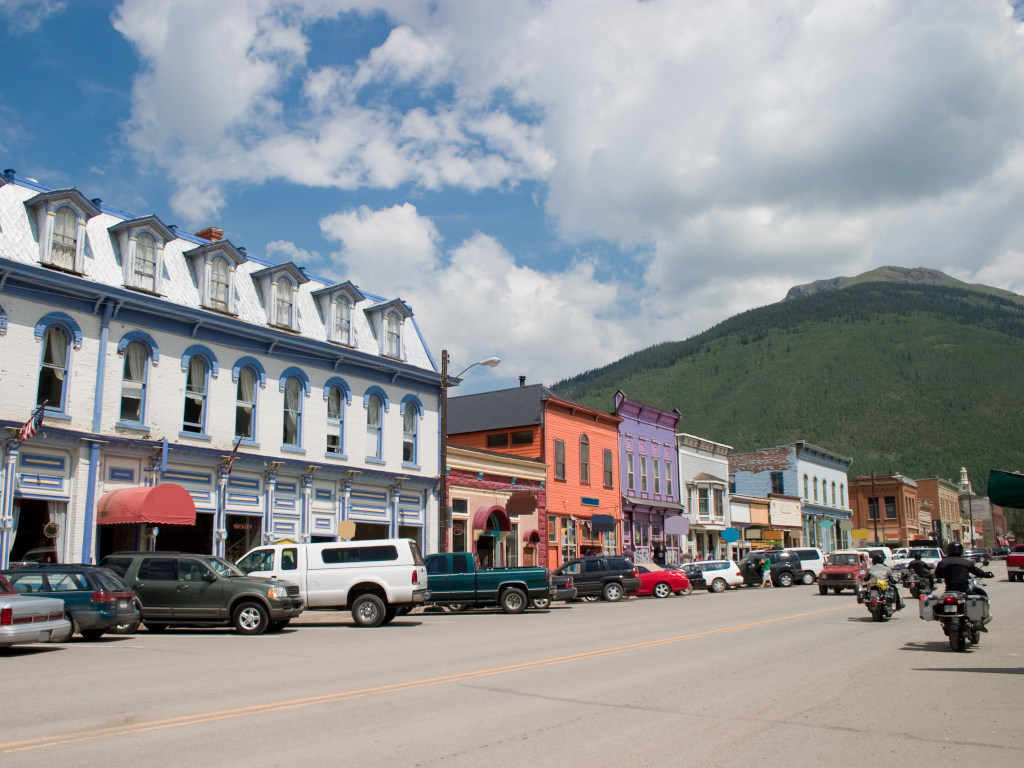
xmin=0 ymin=170 xmax=441 ymax=567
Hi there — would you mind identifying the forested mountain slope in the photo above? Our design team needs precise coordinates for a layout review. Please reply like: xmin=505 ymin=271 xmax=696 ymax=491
xmin=552 ymin=279 xmax=1024 ymax=489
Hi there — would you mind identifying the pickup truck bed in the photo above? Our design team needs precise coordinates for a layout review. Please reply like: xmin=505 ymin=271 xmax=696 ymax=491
xmin=1007 ymin=545 xmax=1024 ymax=582
xmin=425 ymin=553 xmax=553 ymax=613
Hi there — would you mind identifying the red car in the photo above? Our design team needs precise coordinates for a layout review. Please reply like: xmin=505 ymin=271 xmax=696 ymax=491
xmin=634 ymin=564 xmax=691 ymax=597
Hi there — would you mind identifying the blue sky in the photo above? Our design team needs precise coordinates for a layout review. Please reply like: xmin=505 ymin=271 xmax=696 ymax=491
xmin=3 ymin=0 xmax=1024 ymax=394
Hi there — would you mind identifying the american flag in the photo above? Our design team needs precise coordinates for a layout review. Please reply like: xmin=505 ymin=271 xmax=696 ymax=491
xmin=225 ymin=436 xmax=242 ymax=475
xmin=19 ymin=402 xmax=46 ymax=442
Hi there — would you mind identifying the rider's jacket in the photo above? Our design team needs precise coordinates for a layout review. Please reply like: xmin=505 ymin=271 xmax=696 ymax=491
xmin=907 ymin=559 xmax=933 ymax=578
xmin=934 ymin=556 xmax=986 ymax=593
xmin=865 ymin=563 xmax=896 ymax=587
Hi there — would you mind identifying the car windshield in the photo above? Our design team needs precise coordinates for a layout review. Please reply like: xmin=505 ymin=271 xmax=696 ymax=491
xmin=909 ymin=549 xmax=941 ymax=559
xmin=201 ymin=556 xmax=245 ymax=577
xmin=827 ymin=553 xmax=859 ymax=566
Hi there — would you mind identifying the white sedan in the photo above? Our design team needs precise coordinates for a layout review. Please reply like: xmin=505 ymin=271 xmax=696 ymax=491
xmin=0 ymin=574 xmax=71 ymax=649
xmin=689 ymin=560 xmax=745 ymax=593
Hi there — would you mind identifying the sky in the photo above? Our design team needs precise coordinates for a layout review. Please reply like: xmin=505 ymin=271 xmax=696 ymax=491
xmin=3 ymin=0 xmax=1024 ymax=394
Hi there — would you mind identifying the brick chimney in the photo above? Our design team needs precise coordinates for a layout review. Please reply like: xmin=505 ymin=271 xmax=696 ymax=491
xmin=195 ymin=226 xmax=224 ymax=242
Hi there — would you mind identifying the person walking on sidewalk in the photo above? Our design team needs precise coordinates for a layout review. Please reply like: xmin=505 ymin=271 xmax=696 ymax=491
xmin=760 ymin=555 xmax=773 ymax=588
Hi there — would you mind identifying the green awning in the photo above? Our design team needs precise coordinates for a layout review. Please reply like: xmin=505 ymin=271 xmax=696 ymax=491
xmin=987 ymin=469 xmax=1024 ymax=509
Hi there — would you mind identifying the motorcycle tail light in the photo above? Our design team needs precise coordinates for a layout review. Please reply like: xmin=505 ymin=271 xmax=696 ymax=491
xmin=943 ymin=595 xmax=958 ymax=604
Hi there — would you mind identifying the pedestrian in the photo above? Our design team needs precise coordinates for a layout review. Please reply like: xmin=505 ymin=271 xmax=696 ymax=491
xmin=760 ymin=555 xmax=773 ymax=588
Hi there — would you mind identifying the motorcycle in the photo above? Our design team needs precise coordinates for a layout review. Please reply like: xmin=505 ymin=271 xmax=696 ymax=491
xmin=920 ymin=573 xmax=994 ymax=652
xmin=858 ymin=577 xmax=897 ymax=622
xmin=905 ymin=568 xmax=934 ymax=599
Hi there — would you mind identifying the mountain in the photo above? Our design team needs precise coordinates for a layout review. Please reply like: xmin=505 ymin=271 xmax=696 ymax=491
xmin=551 ymin=268 xmax=1024 ymax=494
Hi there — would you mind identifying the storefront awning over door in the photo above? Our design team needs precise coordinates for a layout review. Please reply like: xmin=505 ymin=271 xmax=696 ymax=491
xmin=96 ymin=484 xmax=197 ymax=525
xmin=590 ymin=514 xmax=617 ymax=533
xmin=473 ymin=505 xmax=511 ymax=533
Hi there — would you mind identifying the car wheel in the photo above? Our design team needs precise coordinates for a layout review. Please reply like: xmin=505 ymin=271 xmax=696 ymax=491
xmin=818 ymin=585 xmax=828 ymax=595
xmin=112 ymin=619 xmax=141 ymax=635
xmin=351 ymin=594 xmax=386 ymax=627
xmin=681 ymin=584 xmax=694 ymax=596
xmin=602 ymin=582 xmax=625 ymax=602
xmin=445 ymin=603 xmax=468 ymax=612
xmin=710 ymin=578 xmax=726 ymax=593
xmin=232 ymin=601 xmax=269 ymax=635
xmin=778 ymin=571 xmax=794 ymax=588
xmin=801 ymin=571 xmax=815 ymax=585
xmin=653 ymin=582 xmax=673 ymax=598
xmin=530 ymin=597 xmax=551 ymax=609
xmin=500 ymin=588 xmax=528 ymax=614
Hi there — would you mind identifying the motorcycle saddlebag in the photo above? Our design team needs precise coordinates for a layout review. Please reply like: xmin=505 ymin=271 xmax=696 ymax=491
xmin=918 ymin=594 xmax=939 ymax=621
xmin=965 ymin=595 xmax=989 ymax=622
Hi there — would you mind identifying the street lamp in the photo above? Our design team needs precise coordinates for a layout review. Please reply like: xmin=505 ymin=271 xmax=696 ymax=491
xmin=438 ymin=349 xmax=501 ymax=553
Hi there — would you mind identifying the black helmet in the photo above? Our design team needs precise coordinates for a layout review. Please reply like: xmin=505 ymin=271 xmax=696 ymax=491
xmin=946 ymin=541 xmax=963 ymax=557
xmin=912 ymin=552 xmax=922 ymax=560
xmin=871 ymin=552 xmax=885 ymax=565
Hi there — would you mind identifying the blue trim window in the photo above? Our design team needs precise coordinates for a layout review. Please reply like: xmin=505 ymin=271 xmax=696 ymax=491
xmin=365 ymin=393 xmax=383 ymax=460
xmin=37 ymin=325 xmax=70 ymax=411
xmin=182 ymin=356 xmax=208 ymax=434
xmin=282 ymin=376 xmax=302 ymax=447
xmin=50 ymin=205 xmax=77 ymax=271
xmin=402 ymin=402 xmax=418 ymax=464
xmin=119 ymin=341 xmax=149 ymax=423
xmin=327 ymin=386 xmax=344 ymax=455
xmin=235 ymin=366 xmax=258 ymax=440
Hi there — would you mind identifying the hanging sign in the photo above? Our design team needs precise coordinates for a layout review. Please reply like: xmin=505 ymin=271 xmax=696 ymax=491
xmin=720 ymin=528 xmax=740 ymax=542
xmin=839 ymin=520 xmax=854 ymax=531
xmin=852 ymin=528 xmax=871 ymax=539
xmin=818 ymin=519 xmax=834 ymax=528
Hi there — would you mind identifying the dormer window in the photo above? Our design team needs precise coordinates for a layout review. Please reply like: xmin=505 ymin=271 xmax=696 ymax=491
xmin=364 ymin=298 xmax=413 ymax=360
xmin=312 ymin=281 xmax=365 ymax=346
xmin=25 ymin=188 xmax=100 ymax=275
xmin=183 ymin=238 xmax=247 ymax=314
xmin=252 ymin=262 xmax=309 ymax=332
xmin=110 ymin=215 xmax=175 ymax=296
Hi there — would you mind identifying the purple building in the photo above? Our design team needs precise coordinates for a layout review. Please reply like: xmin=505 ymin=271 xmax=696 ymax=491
xmin=613 ymin=391 xmax=687 ymax=565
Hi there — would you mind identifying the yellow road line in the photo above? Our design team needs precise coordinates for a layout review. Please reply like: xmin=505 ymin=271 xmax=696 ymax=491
xmin=1 ymin=603 xmax=851 ymax=754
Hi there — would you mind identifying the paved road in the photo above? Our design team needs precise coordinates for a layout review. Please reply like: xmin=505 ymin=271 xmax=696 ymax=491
xmin=3 ymin=562 xmax=1021 ymax=768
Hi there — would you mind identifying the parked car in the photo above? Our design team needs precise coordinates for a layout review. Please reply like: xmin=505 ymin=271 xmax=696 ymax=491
xmin=552 ymin=555 xmax=641 ymax=602
xmin=423 ymin=552 xmax=551 ymax=613
xmin=963 ymin=549 xmax=991 ymax=565
xmin=688 ymin=560 xmax=744 ymax=593
xmin=738 ymin=550 xmax=803 ymax=587
xmin=990 ymin=546 xmax=1010 ymax=559
xmin=101 ymin=551 xmax=303 ymax=635
xmin=1 ymin=574 xmax=72 ymax=649
xmin=532 ymin=574 xmax=576 ymax=608
xmin=785 ymin=547 xmax=826 ymax=584
xmin=679 ymin=564 xmax=707 ymax=591
xmin=235 ymin=539 xmax=427 ymax=627
xmin=634 ymin=563 xmax=691 ymax=597
xmin=2 ymin=563 xmax=139 ymax=640
xmin=817 ymin=550 xmax=870 ymax=594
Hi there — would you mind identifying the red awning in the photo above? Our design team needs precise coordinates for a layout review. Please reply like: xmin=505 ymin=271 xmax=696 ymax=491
xmin=473 ymin=505 xmax=511 ymax=533
xmin=96 ymin=484 xmax=197 ymax=525
xmin=522 ymin=529 xmax=541 ymax=544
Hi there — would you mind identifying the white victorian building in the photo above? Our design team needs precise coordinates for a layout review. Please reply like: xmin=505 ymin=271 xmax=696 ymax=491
xmin=0 ymin=170 xmax=442 ymax=567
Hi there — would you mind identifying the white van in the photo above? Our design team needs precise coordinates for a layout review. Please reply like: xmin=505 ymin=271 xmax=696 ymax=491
xmin=784 ymin=547 xmax=825 ymax=584
xmin=856 ymin=546 xmax=896 ymax=569
xmin=236 ymin=539 xmax=429 ymax=627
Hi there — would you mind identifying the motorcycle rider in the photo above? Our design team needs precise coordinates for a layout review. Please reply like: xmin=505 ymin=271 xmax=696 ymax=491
xmin=906 ymin=551 xmax=934 ymax=591
xmin=864 ymin=551 xmax=904 ymax=610
xmin=935 ymin=541 xmax=994 ymax=598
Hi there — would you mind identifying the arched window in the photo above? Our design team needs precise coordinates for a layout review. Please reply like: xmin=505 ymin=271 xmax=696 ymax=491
xmin=182 ymin=356 xmax=208 ymax=434
xmin=366 ymin=393 xmax=383 ymax=459
xmin=579 ymin=434 xmax=590 ymax=484
xmin=831 ymin=481 xmax=837 ymax=506
xmin=120 ymin=341 xmax=149 ymax=423
xmin=51 ymin=206 xmax=77 ymax=270
xmin=37 ymin=325 xmax=70 ymax=410
xmin=235 ymin=366 xmax=257 ymax=440
xmin=327 ymin=386 xmax=344 ymax=455
xmin=402 ymin=402 xmax=419 ymax=464
xmin=210 ymin=257 xmax=230 ymax=311
xmin=384 ymin=312 xmax=400 ymax=357
xmin=275 ymin=277 xmax=293 ymax=327
xmin=813 ymin=477 xmax=819 ymax=502
xmin=282 ymin=376 xmax=302 ymax=446
xmin=803 ymin=474 xmax=809 ymax=499
xmin=134 ymin=232 xmax=157 ymax=291
xmin=334 ymin=298 xmax=351 ymax=344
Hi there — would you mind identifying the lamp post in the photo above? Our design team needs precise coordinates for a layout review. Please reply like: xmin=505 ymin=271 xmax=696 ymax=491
xmin=438 ymin=350 xmax=500 ymax=553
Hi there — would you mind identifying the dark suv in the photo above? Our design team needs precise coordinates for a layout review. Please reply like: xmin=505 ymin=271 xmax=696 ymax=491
xmin=100 ymin=552 xmax=303 ymax=635
xmin=738 ymin=550 xmax=803 ymax=587
xmin=2 ymin=563 xmax=139 ymax=640
xmin=552 ymin=555 xmax=641 ymax=602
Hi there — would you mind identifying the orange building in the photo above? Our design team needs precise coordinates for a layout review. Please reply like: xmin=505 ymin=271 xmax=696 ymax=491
xmin=447 ymin=382 xmax=622 ymax=568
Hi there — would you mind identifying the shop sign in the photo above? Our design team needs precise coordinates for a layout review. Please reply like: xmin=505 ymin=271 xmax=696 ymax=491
xmin=764 ymin=530 xmax=783 ymax=541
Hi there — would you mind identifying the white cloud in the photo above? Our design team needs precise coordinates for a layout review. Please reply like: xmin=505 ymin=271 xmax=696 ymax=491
xmin=0 ymin=0 xmax=65 ymax=33
xmin=108 ymin=0 xmax=1024 ymax=383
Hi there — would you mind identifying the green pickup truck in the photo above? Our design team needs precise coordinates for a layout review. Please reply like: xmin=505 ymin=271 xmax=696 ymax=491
xmin=424 ymin=553 xmax=554 ymax=613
